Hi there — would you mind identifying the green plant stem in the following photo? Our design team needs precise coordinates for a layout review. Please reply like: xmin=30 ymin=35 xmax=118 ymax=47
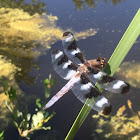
xmin=65 ymin=8 xmax=140 ymax=140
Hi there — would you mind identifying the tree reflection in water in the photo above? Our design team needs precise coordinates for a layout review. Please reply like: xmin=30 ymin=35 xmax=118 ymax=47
xmin=0 ymin=6 xmax=99 ymax=129
xmin=73 ymin=0 xmax=126 ymax=10
xmin=0 ymin=7 xmax=98 ymax=86
xmin=0 ymin=0 xmax=47 ymax=15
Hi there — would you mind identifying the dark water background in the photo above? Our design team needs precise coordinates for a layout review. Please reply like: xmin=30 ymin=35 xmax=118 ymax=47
xmin=1 ymin=0 xmax=140 ymax=140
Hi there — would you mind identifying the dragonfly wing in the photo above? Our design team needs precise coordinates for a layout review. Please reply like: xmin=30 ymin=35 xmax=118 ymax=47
xmin=43 ymin=73 xmax=80 ymax=109
xmin=62 ymin=31 xmax=86 ymax=65
xmin=51 ymin=49 xmax=78 ymax=80
xmin=91 ymin=71 xmax=130 ymax=94
xmin=71 ymin=73 xmax=112 ymax=115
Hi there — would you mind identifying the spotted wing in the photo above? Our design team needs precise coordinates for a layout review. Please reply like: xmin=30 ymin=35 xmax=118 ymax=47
xmin=71 ymin=73 xmax=112 ymax=115
xmin=88 ymin=71 xmax=130 ymax=94
xmin=51 ymin=49 xmax=78 ymax=80
xmin=62 ymin=31 xmax=86 ymax=65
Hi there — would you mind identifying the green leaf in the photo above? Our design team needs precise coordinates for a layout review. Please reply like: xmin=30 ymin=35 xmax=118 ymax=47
xmin=31 ymin=111 xmax=44 ymax=128
xmin=5 ymin=101 xmax=12 ymax=113
xmin=11 ymin=108 xmax=22 ymax=126
xmin=36 ymin=98 xmax=42 ymax=108
xmin=13 ymin=121 xmax=18 ymax=127
xmin=31 ymin=114 xmax=38 ymax=128
xmin=44 ymin=112 xmax=49 ymax=119
xmin=6 ymin=87 xmax=18 ymax=102
xmin=0 ymin=131 xmax=4 ymax=140
xmin=27 ymin=114 xmax=31 ymax=121
xmin=17 ymin=110 xmax=23 ymax=117
xmin=25 ymin=136 xmax=30 ymax=140
xmin=65 ymin=8 xmax=140 ymax=140
xmin=44 ymin=79 xmax=50 ymax=85
xmin=44 ymin=86 xmax=51 ymax=99
xmin=44 ymin=76 xmax=56 ymax=99
xmin=0 ymin=76 xmax=8 ymax=91
xmin=41 ymin=126 xmax=51 ymax=130
xmin=44 ymin=78 xmax=56 ymax=99
xmin=22 ymin=107 xmax=30 ymax=130
xmin=50 ymin=78 xmax=56 ymax=87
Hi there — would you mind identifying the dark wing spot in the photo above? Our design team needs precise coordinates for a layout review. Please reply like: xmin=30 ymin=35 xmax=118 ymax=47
xmin=68 ymin=63 xmax=78 ymax=70
xmin=52 ymin=49 xmax=58 ymax=55
xmin=121 ymin=83 xmax=130 ymax=94
xmin=75 ymin=53 xmax=85 ymax=63
xmin=100 ymin=75 xmax=115 ymax=84
xmin=80 ymin=74 xmax=90 ymax=84
xmin=102 ymin=105 xmax=112 ymax=115
xmin=63 ymin=31 xmax=72 ymax=37
xmin=85 ymin=88 xmax=100 ymax=99
xmin=67 ymin=40 xmax=77 ymax=50
xmin=87 ymin=67 xmax=100 ymax=74
xmin=57 ymin=55 xmax=68 ymax=66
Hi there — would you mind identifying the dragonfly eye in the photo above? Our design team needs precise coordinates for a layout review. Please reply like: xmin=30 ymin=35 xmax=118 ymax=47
xmin=96 ymin=57 xmax=107 ymax=68
xmin=101 ymin=59 xmax=105 ymax=64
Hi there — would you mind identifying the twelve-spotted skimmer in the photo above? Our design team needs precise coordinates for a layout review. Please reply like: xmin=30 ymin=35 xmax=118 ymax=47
xmin=43 ymin=31 xmax=130 ymax=115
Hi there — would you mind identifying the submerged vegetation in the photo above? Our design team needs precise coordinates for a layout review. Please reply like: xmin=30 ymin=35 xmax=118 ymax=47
xmin=92 ymin=100 xmax=140 ymax=140
xmin=0 ymin=7 xmax=98 ymax=134
xmin=0 ymin=75 xmax=55 ymax=139
xmin=0 ymin=57 xmax=18 ymax=129
xmin=117 ymin=62 xmax=140 ymax=88
xmin=0 ymin=7 xmax=98 ymax=86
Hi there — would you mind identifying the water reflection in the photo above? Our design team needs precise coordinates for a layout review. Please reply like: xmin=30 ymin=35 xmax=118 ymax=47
xmin=104 ymin=0 xmax=125 ymax=5
xmin=117 ymin=62 xmax=140 ymax=88
xmin=73 ymin=0 xmax=96 ymax=10
xmin=0 ymin=7 xmax=98 ymax=85
xmin=0 ymin=57 xmax=17 ymax=129
xmin=73 ymin=0 xmax=126 ymax=10
xmin=0 ymin=0 xmax=47 ymax=15
xmin=0 ymin=7 xmax=98 ymax=130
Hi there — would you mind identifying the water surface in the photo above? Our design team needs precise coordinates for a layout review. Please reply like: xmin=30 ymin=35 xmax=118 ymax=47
xmin=0 ymin=0 xmax=140 ymax=140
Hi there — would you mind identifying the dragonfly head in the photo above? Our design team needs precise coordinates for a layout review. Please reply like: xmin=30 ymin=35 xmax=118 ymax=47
xmin=96 ymin=57 xmax=107 ymax=68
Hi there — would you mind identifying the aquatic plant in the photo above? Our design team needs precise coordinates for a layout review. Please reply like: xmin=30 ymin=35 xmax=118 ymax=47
xmin=92 ymin=100 xmax=140 ymax=140
xmin=65 ymin=8 xmax=140 ymax=140
xmin=116 ymin=62 xmax=140 ymax=88
xmin=1 ymin=75 xmax=55 ymax=140
xmin=0 ymin=131 xmax=4 ymax=140
xmin=0 ymin=7 xmax=99 ymax=139
xmin=0 ymin=7 xmax=98 ymax=86
xmin=44 ymin=74 xmax=56 ymax=99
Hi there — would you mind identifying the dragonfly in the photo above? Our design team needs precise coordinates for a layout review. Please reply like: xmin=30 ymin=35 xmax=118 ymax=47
xmin=43 ymin=31 xmax=130 ymax=115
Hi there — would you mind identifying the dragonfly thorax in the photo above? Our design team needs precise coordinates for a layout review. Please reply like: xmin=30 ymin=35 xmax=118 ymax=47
xmin=77 ymin=63 xmax=88 ymax=74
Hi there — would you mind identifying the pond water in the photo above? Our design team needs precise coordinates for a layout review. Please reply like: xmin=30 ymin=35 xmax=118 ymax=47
xmin=0 ymin=0 xmax=140 ymax=140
